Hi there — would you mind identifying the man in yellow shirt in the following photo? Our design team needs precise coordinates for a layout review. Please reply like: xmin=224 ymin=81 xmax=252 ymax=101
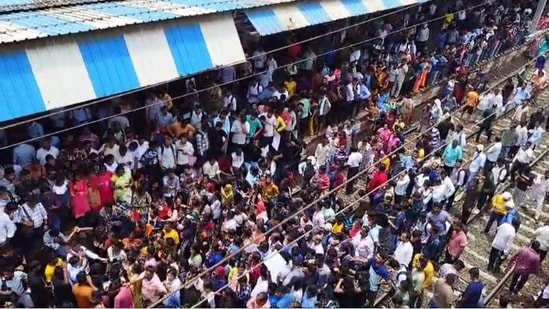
xmin=284 ymin=77 xmax=297 ymax=96
xmin=483 ymin=191 xmax=513 ymax=233
xmin=462 ymin=87 xmax=479 ymax=121
xmin=163 ymin=223 xmax=180 ymax=245
xmin=45 ymin=255 xmax=64 ymax=283
xmin=412 ymin=253 xmax=435 ymax=290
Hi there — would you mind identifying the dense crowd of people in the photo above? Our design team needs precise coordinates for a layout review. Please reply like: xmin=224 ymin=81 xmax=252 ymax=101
xmin=0 ymin=0 xmax=547 ymax=308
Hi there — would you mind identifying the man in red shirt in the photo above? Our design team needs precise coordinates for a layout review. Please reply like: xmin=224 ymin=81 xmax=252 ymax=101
xmin=368 ymin=164 xmax=388 ymax=202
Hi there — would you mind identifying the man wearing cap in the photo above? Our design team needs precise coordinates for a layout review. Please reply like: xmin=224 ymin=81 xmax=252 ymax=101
xmin=484 ymin=192 xmax=513 ymax=233
xmin=468 ymin=144 xmax=486 ymax=186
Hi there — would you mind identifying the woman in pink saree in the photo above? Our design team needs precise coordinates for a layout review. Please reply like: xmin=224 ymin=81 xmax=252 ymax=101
xmin=70 ymin=173 xmax=91 ymax=222
xmin=386 ymin=132 xmax=401 ymax=153
xmin=377 ymin=124 xmax=392 ymax=143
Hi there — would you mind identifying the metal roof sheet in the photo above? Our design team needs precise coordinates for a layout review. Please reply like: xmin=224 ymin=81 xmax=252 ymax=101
xmin=0 ymin=0 xmax=298 ymax=43
xmin=246 ymin=0 xmax=429 ymax=36
xmin=0 ymin=13 xmax=246 ymax=122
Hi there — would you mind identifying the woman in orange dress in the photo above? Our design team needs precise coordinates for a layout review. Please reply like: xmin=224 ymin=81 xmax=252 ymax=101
xmin=413 ymin=58 xmax=431 ymax=93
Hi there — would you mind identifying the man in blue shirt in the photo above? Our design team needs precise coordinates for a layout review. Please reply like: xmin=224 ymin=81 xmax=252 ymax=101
xmin=366 ymin=252 xmax=391 ymax=307
xmin=443 ymin=140 xmax=463 ymax=175
xmin=457 ymin=267 xmax=484 ymax=307
xmin=12 ymin=143 xmax=35 ymax=167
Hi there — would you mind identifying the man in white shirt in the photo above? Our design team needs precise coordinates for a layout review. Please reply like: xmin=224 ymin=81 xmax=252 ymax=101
xmin=394 ymin=232 xmax=413 ymax=267
xmin=468 ymin=144 xmax=486 ymax=186
xmin=416 ymin=24 xmax=430 ymax=50
xmin=222 ymin=91 xmax=237 ymax=112
xmin=247 ymin=81 xmax=263 ymax=104
xmin=394 ymin=172 xmax=410 ymax=205
xmin=14 ymin=194 xmax=47 ymax=231
xmin=534 ymin=224 xmax=549 ymax=262
xmin=260 ymin=112 xmax=276 ymax=145
xmin=159 ymin=137 xmax=176 ymax=171
xmin=203 ymin=158 xmax=220 ymax=181
xmin=314 ymin=139 xmax=330 ymax=170
xmin=131 ymin=138 xmax=149 ymax=170
xmin=231 ymin=148 xmax=245 ymax=171
xmin=485 ymin=136 xmax=502 ymax=169
xmin=0 ymin=202 xmax=17 ymax=246
xmin=174 ymin=136 xmax=194 ymax=174
xmin=439 ymin=170 xmax=456 ymax=209
xmin=36 ymin=138 xmax=59 ymax=166
xmin=252 ymin=47 xmax=267 ymax=72
xmin=488 ymin=221 xmax=516 ymax=271
xmin=353 ymin=227 xmax=375 ymax=260
xmin=345 ymin=79 xmax=356 ymax=118
xmin=349 ymin=47 xmax=361 ymax=65
xmin=511 ymin=142 xmax=534 ymax=181
xmin=345 ymin=147 xmax=363 ymax=194
xmin=231 ymin=114 xmax=249 ymax=150
xmin=527 ymin=170 xmax=549 ymax=221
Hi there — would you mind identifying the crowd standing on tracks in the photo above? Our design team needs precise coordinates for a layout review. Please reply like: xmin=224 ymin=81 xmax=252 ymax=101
xmin=0 ymin=0 xmax=546 ymax=308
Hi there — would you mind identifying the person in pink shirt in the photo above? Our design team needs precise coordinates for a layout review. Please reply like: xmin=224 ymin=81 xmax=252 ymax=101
xmin=70 ymin=173 xmax=91 ymax=222
xmin=141 ymin=266 xmax=167 ymax=305
xmin=445 ymin=222 xmax=469 ymax=264
xmin=508 ymin=241 xmax=541 ymax=295
xmin=95 ymin=165 xmax=114 ymax=207
xmin=377 ymin=124 xmax=392 ymax=143
xmin=247 ymin=292 xmax=271 ymax=309
xmin=113 ymin=280 xmax=135 ymax=308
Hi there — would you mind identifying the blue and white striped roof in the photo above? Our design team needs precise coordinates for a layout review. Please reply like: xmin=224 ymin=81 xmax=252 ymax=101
xmin=0 ymin=13 xmax=246 ymax=122
xmin=246 ymin=0 xmax=431 ymax=36
xmin=0 ymin=0 xmax=297 ymax=43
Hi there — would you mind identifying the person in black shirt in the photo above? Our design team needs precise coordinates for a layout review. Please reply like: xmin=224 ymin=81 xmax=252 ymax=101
xmin=334 ymin=277 xmax=361 ymax=308
xmin=207 ymin=121 xmax=227 ymax=157
xmin=437 ymin=117 xmax=455 ymax=141
xmin=27 ymin=260 xmax=50 ymax=307
xmin=475 ymin=104 xmax=496 ymax=143
xmin=410 ymin=230 xmax=423 ymax=266
xmin=52 ymin=267 xmax=76 ymax=308
xmin=0 ymin=246 xmax=22 ymax=273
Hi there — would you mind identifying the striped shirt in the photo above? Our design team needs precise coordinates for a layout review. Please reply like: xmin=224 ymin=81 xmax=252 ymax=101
xmin=14 ymin=203 xmax=47 ymax=228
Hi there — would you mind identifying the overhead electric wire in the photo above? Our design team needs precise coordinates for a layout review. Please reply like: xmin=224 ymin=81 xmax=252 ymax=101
xmin=184 ymin=53 xmax=543 ymax=309
xmin=148 ymin=3 xmax=536 ymax=306
xmin=0 ymin=2 xmax=421 ymax=131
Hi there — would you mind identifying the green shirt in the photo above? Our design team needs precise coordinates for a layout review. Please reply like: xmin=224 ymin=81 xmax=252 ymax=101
xmin=246 ymin=116 xmax=262 ymax=137
xmin=501 ymin=129 xmax=517 ymax=146
xmin=300 ymin=98 xmax=311 ymax=118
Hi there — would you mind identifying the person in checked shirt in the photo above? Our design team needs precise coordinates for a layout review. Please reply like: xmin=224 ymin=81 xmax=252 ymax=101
xmin=13 ymin=193 xmax=47 ymax=257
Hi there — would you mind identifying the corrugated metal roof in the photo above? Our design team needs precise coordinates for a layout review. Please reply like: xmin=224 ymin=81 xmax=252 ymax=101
xmin=0 ymin=0 xmax=298 ymax=43
xmin=0 ymin=12 xmax=246 ymax=122
xmin=246 ymin=0 xmax=428 ymax=36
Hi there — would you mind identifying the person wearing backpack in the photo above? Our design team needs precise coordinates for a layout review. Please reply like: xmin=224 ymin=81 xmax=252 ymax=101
xmin=389 ymin=259 xmax=412 ymax=288
xmin=159 ymin=136 xmax=176 ymax=171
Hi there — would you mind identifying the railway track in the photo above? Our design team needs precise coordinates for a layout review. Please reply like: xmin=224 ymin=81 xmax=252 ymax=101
xmin=373 ymin=61 xmax=549 ymax=307
xmin=334 ymin=50 xmax=534 ymax=207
